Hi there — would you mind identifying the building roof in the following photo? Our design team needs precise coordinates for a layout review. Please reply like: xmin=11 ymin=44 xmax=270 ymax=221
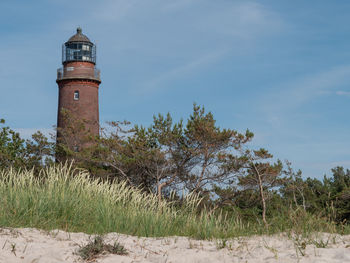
xmin=67 ymin=27 xmax=92 ymax=43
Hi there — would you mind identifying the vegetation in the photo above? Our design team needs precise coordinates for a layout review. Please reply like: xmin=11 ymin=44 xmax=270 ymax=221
xmin=0 ymin=104 xmax=349 ymax=239
xmin=76 ymin=235 xmax=127 ymax=261
xmin=0 ymin=164 xmax=348 ymax=239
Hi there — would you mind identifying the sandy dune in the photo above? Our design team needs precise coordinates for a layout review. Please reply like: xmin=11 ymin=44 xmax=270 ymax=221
xmin=0 ymin=228 xmax=349 ymax=263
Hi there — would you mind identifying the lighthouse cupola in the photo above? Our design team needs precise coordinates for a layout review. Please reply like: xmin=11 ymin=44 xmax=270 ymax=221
xmin=62 ymin=27 xmax=96 ymax=64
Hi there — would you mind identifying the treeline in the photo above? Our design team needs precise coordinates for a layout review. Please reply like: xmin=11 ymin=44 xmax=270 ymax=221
xmin=1 ymin=105 xmax=349 ymax=227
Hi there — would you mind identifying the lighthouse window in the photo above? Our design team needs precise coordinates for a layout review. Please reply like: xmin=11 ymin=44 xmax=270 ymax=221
xmin=74 ymin=91 xmax=79 ymax=100
xmin=82 ymin=45 xmax=90 ymax=51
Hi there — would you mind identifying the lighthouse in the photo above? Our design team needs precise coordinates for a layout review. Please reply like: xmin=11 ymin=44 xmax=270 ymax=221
xmin=56 ymin=28 xmax=101 ymax=152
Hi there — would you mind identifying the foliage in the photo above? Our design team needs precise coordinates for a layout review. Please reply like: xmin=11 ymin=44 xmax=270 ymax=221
xmin=236 ymin=148 xmax=284 ymax=226
xmin=0 ymin=164 xmax=348 ymax=240
xmin=300 ymin=167 xmax=350 ymax=223
xmin=77 ymin=235 xmax=127 ymax=261
xmin=0 ymin=119 xmax=26 ymax=169
xmin=0 ymin=119 xmax=54 ymax=171
xmin=0 ymin=164 xmax=252 ymax=238
xmin=281 ymin=160 xmax=307 ymax=210
xmin=1 ymin=103 xmax=350 ymax=233
xmin=56 ymin=104 xmax=253 ymax=199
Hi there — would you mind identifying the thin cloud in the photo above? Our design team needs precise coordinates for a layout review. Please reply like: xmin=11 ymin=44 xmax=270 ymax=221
xmin=162 ymin=0 xmax=199 ymax=11
xmin=261 ymin=65 xmax=350 ymax=126
xmin=336 ymin=90 xmax=350 ymax=96
xmin=137 ymin=49 xmax=229 ymax=94
xmin=279 ymin=65 xmax=350 ymax=107
xmin=195 ymin=2 xmax=284 ymax=40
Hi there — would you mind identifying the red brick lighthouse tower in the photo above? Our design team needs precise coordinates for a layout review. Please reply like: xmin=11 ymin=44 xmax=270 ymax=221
xmin=56 ymin=28 xmax=101 ymax=152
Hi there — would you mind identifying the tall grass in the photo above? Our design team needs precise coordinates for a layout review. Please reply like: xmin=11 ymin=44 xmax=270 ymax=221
xmin=0 ymin=164 xmax=348 ymax=239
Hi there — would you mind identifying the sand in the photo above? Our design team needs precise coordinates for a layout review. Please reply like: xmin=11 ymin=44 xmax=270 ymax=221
xmin=0 ymin=228 xmax=349 ymax=263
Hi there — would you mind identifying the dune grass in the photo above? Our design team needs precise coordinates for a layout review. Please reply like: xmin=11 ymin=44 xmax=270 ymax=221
xmin=0 ymin=164 xmax=348 ymax=239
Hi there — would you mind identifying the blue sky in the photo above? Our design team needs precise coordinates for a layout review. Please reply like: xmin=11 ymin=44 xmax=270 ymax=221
xmin=0 ymin=0 xmax=349 ymax=179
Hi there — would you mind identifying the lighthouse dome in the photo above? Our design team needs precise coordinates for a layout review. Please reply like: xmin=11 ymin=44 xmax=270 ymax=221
xmin=67 ymin=27 xmax=92 ymax=43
